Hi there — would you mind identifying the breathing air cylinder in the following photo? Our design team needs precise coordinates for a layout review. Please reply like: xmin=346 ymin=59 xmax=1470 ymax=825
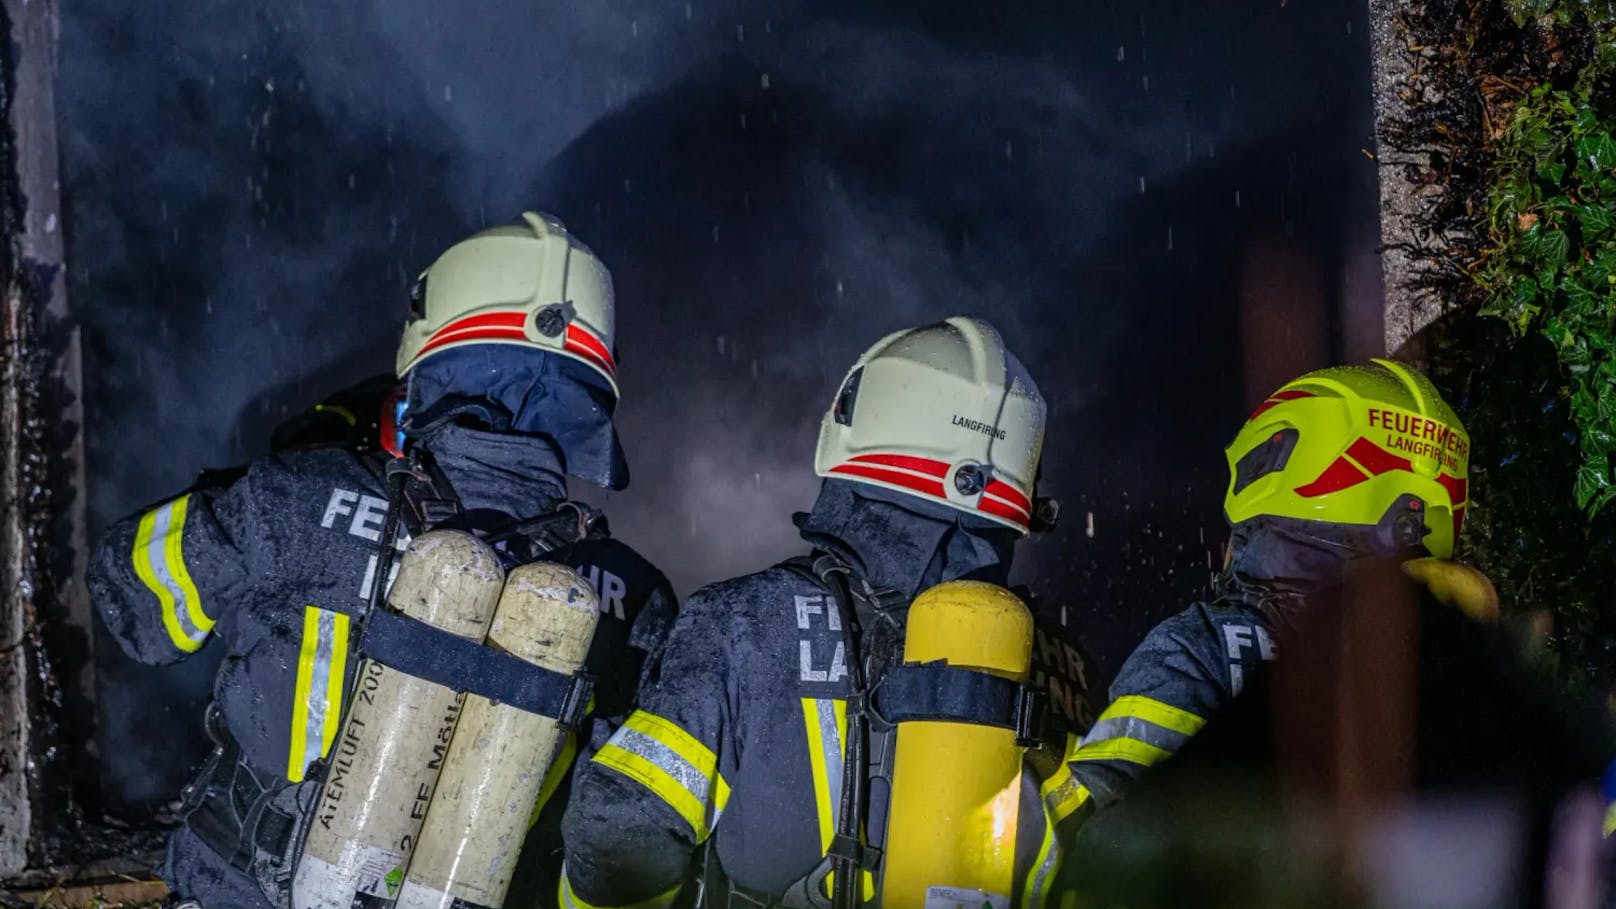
xmin=292 ymin=530 xmax=505 ymax=909
xmin=880 ymin=580 xmax=1034 ymax=909
xmin=393 ymin=562 xmax=602 ymax=909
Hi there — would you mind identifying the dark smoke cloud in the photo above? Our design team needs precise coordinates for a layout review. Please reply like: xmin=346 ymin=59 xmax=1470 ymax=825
xmin=61 ymin=0 xmax=1378 ymax=811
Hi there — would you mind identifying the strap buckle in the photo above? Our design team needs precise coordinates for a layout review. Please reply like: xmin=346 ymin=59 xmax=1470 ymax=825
xmin=558 ymin=671 xmax=596 ymax=732
xmin=1013 ymin=683 xmax=1046 ymax=748
xmin=826 ymin=834 xmax=881 ymax=870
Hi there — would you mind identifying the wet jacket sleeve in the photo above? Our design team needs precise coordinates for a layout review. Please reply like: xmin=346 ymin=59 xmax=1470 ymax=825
xmin=1050 ymin=602 xmax=1270 ymax=826
xmin=626 ymin=576 xmax=679 ymax=693
xmin=87 ymin=470 xmax=257 ymax=665
xmin=561 ymin=585 xmax=736 ymax=909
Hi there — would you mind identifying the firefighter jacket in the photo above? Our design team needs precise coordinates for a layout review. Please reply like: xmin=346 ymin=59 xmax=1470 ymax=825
xmin=1052 ymin=519 xmax=1371 ymax=825
xmin=87 ymin=421 xmax=676 ymax=909
xmin=560 ymin=480 xmax=1093 ymax=909
xmin=1055 ymin=519 xmax=1613 ymax=846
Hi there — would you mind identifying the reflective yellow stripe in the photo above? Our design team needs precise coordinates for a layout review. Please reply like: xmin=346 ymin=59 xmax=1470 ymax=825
xmin=799 ymin=698 xmax=872 ymax=899
xmin=1041 ymin=762 xmax=1092 ymax=824
xmin=623 ymin=711 xmax=720 ymax=781
xmin=530 ymin=732 xmax=579 ymax=828
xmin=1067 ymin=736 xmax=1172 ymax=766
xmin=592 ymin=710 xmax=729 ymax=839
xmin=1104 ymin=695 xmax=1206 ymax=736
xmin=286 ymin=606 xmax=350 ymax=782
xmin=1605 ymin=802 xmax=1616 ymax=839
xmin=801 ymin=697 xmax=847 ymax=853
xmin=131 ymin=495 xmax=212 ymax=653
xmin=162 ymin=496 xmax=211 ymax=638
xmin=1022 ymin=810 xmax=1061 ymax=909
xmin=559 ymin=864 xmax=678 ymax=909
xmin=593 ymin=743 xmax=712 ymax=837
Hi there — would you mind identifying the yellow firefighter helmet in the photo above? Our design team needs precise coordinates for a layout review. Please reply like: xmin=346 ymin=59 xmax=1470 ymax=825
xmin=1224 ymin=358 xmax=1470 ymax=559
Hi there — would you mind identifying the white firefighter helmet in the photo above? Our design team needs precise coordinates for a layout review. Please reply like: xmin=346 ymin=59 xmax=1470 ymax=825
xmin=396 ymin=212 xmax=619 ymax=397
xmin=814 ymin=316 xmax=1046 ymax=534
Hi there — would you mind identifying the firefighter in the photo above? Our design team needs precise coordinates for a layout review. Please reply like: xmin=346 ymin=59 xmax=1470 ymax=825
xmin=1045 ymin=359 xmax=1485 ymax=827
xmin=87 ymin=212 xmax=677 ymax=909
xmin=1051 ymin=360 xmax=1612 ymax=905
xmin=560 ymin=316 xmax=1092 ymax=909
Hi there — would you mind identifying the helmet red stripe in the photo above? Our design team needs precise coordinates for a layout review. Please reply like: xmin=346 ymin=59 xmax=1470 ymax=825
xmin=425 ymin=310 xmax=528 ymax=344
xmin=417 ymin=326 xmax=528 ymax=358
xmin=984 ymin=479 xmax=1031 ymax=512
xmin=566 ymin=323 xmax=612 ymax=360
xmin=977 ymin=495 xmax=1029 ymax=528
xmin=1248 ymin=389 xmax=1316 ymax=421
xmin=828 ymin=463 xmax=947 ymax=498
xmin=1294 ymin=456 xmax=1370 ymax=497
xmin=564 ymin=336 xmax=618 ymax=377
xmin=848 ymin=453 xmax=949 ymax=477
xmin=1436 ymin=472 xmax=1468 ymax=506
xmin=1345 ymin=437 xmax=1414 ymax=476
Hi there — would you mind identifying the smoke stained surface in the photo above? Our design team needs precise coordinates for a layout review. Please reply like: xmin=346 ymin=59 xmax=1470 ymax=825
xmin=60 ymin=1 xmax=1379 ymax=812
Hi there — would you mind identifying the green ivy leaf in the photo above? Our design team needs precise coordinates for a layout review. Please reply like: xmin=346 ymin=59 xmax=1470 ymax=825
xmin=1574 ymin=462 xmax=1610 ymax=510
xmin=1576 ymin=133 xmax=1616 ymax=172
xmin=1564 ymin=276 xmax=1602 ymax=316
xmin=1586 ymin=424 xmax=1616 ymax=457
xmin=1539 ymin=159 xmax=1569 ymax=184
xmin=1521 ymin=224 xmax=1572 ymax=268
xmin=1580 ymin=202 xmax=1616 ymax=238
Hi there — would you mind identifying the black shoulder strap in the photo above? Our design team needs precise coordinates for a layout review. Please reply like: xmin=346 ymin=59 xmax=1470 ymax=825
xmin=485 ymin=500 xmax=609 ymax=563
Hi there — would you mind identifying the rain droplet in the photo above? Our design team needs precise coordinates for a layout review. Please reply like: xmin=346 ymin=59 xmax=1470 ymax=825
xmin=760 ymin=72 xmax=771 ymax=90
xmin=1085 ymin=512 xmax=1095 ymax=539
xmin=444 ymin=84 xmax=453 ymax=103
xmin=1004 ymin=140 xmax=1014 ymax=161
xmin=1167 ymin=227 xmax=1174 ymax=250
xmin=631 ymin=19 xmax=639 ymax=37
xmin=1138 ymin=176 xmax=1146 ymax=194
xmin=1117 ymin=46 xmax=1126 ymax=61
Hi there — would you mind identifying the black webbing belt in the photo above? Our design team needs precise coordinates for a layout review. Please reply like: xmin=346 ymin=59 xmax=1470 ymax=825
xmin=358 ymin=608 xmax=594 ymax=729
xmin=869 ymin=661 xmax=1046 ymax=747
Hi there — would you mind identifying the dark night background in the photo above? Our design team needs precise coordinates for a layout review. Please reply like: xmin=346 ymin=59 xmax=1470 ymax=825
xmin=59 ymin=1 xmax=1383 ymax=813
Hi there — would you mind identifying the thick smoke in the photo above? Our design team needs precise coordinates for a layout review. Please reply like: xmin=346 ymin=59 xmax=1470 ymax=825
xmin=60 ymin=0 xmax=1379 ymax=811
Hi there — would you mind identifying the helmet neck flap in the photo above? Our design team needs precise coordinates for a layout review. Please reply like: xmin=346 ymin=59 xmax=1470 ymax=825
xmin=404 ymin=345 xmax=628 ymax=490
xmin=795 ymin=478 xmax=1018 ymax=603
xmin=405 ymin=420 xmax=569 ymax=528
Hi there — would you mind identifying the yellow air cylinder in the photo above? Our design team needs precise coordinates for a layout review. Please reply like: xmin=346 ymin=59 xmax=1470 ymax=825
xmin=879 ymin=580 xmax=1033 ymax=909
